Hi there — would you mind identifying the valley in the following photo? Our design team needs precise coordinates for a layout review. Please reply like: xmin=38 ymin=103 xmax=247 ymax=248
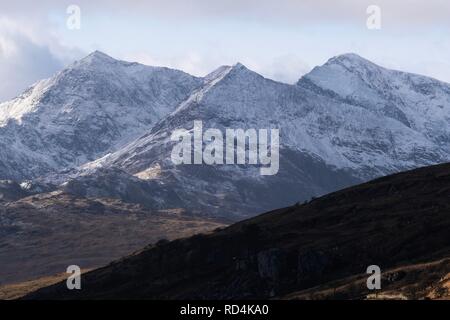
xmin=0 ymin=192 xmax=226 ymax=285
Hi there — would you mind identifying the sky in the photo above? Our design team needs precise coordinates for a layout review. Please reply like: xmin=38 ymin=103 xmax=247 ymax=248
xmin=1 ymin=0 xmax=450 ymax=102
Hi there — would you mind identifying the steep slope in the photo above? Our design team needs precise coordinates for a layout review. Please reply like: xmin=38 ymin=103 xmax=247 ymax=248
xmin=0 ymin=51 xmax=202 ymax=180
xmin=60 ymin=55 xmax=450 ymax=217
xmin=24 ymin=162 xmax=450 ymax=299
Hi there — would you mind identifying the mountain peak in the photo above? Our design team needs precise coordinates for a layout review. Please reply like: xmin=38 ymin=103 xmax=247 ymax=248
xmin=325 ymin=53 xmax=377 ymax=68
xmin=75 ymin=50 xmax=119 ymax=68
xmin=332 ymin=52 xmax=365 ymax=61
xmin=233 ymin=62 xmax=247 ymax=69
xmin=204 ymin=65 xmax=233 ymax=82
xmin=86 ymin=50 xmax=115 ymax=60
xmin=203 ymin=62 xmax=254 ymax=84
xmin=297 ymin=52 xmax=382 ymax=87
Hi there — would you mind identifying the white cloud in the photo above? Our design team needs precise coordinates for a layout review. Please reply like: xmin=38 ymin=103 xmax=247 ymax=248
xmin=2 ymin=0 xmax=450 ymax=101
xmin=0 ymin=17 xmax=84 ymax=102
xmin=246 ymin=55 xmax=311 ymax=84
xmin=124 ymin=51 xmax=310 ymax=84
xmin=124 ymin=51 xmax=218 ymax=77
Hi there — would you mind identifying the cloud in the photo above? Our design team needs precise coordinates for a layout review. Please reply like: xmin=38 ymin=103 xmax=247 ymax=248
xmin=124 ymin=51 xmax=219 ymax=77
xmin=1 ymin=0 xmax=450 ymax=101
xmin=0 ymin=17 xmax=84 ymax=102
xmin=0 ymin=35 xmax=59 ymax=102
xmin=3 ymin=0 xmax=450 ymax=27
xmin=247 ymin=55 xmax=311 ymax=84
xmin=124 ymin=51 xmax=310 ymax=84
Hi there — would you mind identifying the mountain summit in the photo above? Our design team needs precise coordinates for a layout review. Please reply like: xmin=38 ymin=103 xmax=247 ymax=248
xmin=0 ymin=52 xmax=202 ymax=180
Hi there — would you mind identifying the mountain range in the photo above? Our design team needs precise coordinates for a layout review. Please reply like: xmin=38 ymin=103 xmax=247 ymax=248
xmin=0 ymin=51 xmax=449 ymax=218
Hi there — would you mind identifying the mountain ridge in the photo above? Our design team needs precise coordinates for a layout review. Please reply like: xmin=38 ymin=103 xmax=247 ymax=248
xmin=0 ymin=51 xmax=203 ymax=180
xmin=1 ymin=51 xmax=450 ymax=218
xmin=49 ymin=51 xmax=450 ymax=217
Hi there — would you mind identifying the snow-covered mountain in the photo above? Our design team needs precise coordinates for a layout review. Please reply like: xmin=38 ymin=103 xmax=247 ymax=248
xmin=1 ymin=52 xmax=449 ymax=218
xmin=53 ymin=53 xmax=450 ymax=218
xmin=299 ymin=53 xmax=450 ymax=155
xmin=0 ymin=51 xmax=202 ymax=180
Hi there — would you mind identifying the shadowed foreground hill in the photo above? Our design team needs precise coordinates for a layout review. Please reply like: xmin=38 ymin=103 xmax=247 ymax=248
xmin=24 ymin=163 xmax=450 ymax=299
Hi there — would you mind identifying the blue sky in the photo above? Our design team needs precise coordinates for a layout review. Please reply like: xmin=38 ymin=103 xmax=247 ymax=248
xmin=1 ymin=0 xmax=450 ymax=101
